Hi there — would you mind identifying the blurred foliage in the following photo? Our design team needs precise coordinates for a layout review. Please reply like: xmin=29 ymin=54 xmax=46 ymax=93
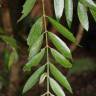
xmin=0 ymin=27 xmax=19 ymax=91
xmin=68 ymin=58 xmax=96 ymax=75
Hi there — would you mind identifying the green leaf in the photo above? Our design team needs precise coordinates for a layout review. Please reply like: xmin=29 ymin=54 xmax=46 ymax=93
xmin=50 ymin=77 xmax=65 ymax=96
xmin=54 ymin=0 xmax=64 ymax=20
xmin=23 ymin=65 xmax=46 ymax=94
xmin=50 ymin=48 xmax=72 ymax=68
xmin=3 ymin=49 xmax=10 ymax=68
xmin=48 ymin=32 xmax=72 ymax=59
xmin=18 ymin=0 xmax=37 ymax=21
xmin=80 ymin=0 xmax=96 ymax=10
xmin=47 ymin=16 xmax=76 ymax=43
xmin=90 ymin=9 xmax=96 ymax=22
xmin=78 ymin=2 xmax=89 ymax=31
xmin=65 ymin=0 xmax=73 ymax=28
xmin=8 ymin=50 xmax=18 ymax=69
xmin=50 ymin=63 xmax=72 ymax=93
xmin=27 ymin=17 xmax=43 ymax=48
xmin=28 ymin=34 xmax=44 ymax=60
xmin=0 ymin=35 xmax=17 ymax=49
xmin=24 ymin=48 xmax=45 ymax=71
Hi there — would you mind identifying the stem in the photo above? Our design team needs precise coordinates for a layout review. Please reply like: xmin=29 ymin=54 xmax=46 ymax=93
xmin=42 ymin=0 xmax=50 ymax=95
xmin=42 ymin=0 xmax=47 ymax=32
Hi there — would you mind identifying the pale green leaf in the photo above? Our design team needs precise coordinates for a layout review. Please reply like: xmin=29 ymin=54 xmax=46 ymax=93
xmin=50 ymin=63 xmax=72 ymax=93
xmin=48 ymin=32 xmax=72 ymax=59
xmin=50 ymin=48 xmax=72 ymax=68
xmin=28 ymin=34 xmax=44 ymax=60
xmin=0 ymin=35 xmax=17 ymax=49
xmin=80 ymin=0 xmax=96 ymax=10
xmin=8 ymin=50 xmax=18 ymax=69
xmin=65 ymin=0 xmax=73 ymax=28
xmin=78 ymin=2 xmax=89 ymax=31
xmin=23 ymin=65 xmax=46 ymax=94
xmin=50 ymin=78 xmax=65 ymax=96
xmin=90 ymin=9 xmax=96 ymax=22
xmin=18 ymin=0 xmax=37 ymax=21
xmin=27 ymin=17 xmax=43 ymax=48
xmin=54 ymin=0 xmax=64 ymax=20
xmin=3 ymin=49 xmax=10 ymax=68
xmin=47 ymin=16 xmax=76 ymax=43
xmin=24 ymin=48 xmax=45 ymax=71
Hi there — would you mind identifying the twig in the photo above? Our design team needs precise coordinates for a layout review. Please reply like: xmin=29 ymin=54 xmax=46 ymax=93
xmin=70 ymin=24 xmax=84 ymax=52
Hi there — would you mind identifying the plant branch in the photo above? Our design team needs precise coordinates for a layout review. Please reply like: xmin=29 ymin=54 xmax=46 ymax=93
xmin=70 ymin=24 xmax=84 ymax=52
xmin=42 ymin=0 xmax=50 ymax=95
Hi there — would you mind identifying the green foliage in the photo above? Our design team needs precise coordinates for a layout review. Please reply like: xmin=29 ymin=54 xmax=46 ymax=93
xmin=18 ymin=0 xmax=37 ymax=21
xmin=48 ymin=32 xmax=72 ymax=58
xmin=50 ymin=48 xmax=72 ymax=68
xmin=78 ymin=2 xmax=89 ymax=31
xmin=23 ymin=65 xmax=46 ymax=94
xmin=50 ymin=63 xmax=72 ymax=93
xmin=49 ymin=77 xmax=65 ymax=96
xmin=0 ymin=35 xmax=18 ymax=69
xmin=19 ymin=0 xmax=96 ymax=95
xmin=65 ymin=0 xmax=73 ymax=28
xmin=68 ymin=58 xmax=96 ymax=75
xmin=0 ymin=29 xmax=19 ymax=90
xmin=28 ymin=34 xmax=43 ymax=60
xmin=54 ymin=0 xmax=64 ymax=20
xmin=80 ymin=0 xmax=96 ymax=10
xmin=79 ymin=0 xmax=96 ymax=30
xmin=24 ymin=48 xmax=45 ymax=71
xmin=0 ymin=35 xmax=17 ymax=49
xmin=27 ymin=17 xmax=43 ymax=48
xmin=3 ymin=49 xmax=10 ymax=68
xmin=90 ymin=9 xmax=96 ymax=22
xmin=8 ymin=50 xmax=18 ymax=69
xmin=47 ymin=16 xmax=76 ymax=43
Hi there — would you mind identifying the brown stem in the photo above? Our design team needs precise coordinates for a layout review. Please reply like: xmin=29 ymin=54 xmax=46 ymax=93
xmin=70 ymin=24 xmax=84 ymax=52
xmin=30 ymin=0 xmax=53 ymax=20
